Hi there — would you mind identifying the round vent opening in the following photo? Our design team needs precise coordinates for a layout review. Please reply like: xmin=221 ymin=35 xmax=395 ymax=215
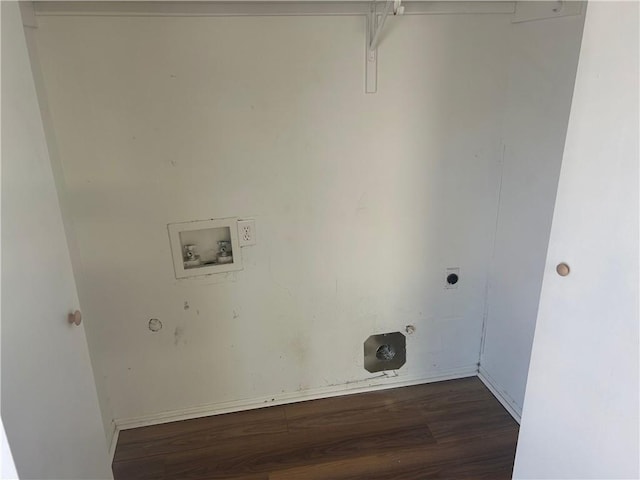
xmin=376 ymin=344 xmax=396 ymax=361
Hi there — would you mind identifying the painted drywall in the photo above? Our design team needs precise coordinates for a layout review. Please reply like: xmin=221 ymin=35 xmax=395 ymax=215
xmin=479 ymin=7 xmax=585 ymax=416
xmin=20 ymin=3 xmax=117 ymax=445
xmin=514 ymin=2 xmax=639 ymax=477
xmin=34 ymin=12 xmax=510 ymax=425
xmin=0 ymin=3 xmax=113 ymax=478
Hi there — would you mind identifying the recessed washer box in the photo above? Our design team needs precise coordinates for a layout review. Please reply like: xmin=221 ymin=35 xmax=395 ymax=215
xmin=168 ymin=218 xmax=243 ymax=279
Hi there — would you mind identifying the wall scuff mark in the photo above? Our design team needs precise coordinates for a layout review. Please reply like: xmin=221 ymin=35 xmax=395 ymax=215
xmin=174 ymin=326 xmax=186 ymax=346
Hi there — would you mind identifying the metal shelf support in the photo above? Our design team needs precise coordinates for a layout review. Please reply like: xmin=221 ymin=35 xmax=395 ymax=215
xmin=365 ymin=0 xmax=404 ymax=94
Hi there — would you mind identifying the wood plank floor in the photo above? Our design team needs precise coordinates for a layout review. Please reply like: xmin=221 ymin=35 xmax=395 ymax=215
xmin=112 ymin=377 xmax=519 ymax=479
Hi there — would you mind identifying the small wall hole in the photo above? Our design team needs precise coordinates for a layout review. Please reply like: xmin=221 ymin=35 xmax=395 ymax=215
xmin=446 ymin=273 xmax=459 ymax=285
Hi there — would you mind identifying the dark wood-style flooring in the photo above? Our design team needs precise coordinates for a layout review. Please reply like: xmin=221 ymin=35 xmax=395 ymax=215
xmin=112 ymin=377 xmax=519 ymax=479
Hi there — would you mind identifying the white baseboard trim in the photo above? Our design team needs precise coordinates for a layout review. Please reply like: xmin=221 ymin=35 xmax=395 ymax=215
xmin=478 ymin=366 xmax=522 ymax=423
xmin=108 ymin=424 xmax=119 ymax=463
xmin=113 ymin=366 xmax=477 ymax=433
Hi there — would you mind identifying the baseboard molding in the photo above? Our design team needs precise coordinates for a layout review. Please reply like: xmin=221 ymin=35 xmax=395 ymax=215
xmin=113 ymin=366 xmax=477 ymax=433
xmin=108 ymin=424 xmax=119 ymax=463
xmin=478 ymin=367 xmax=522 ymax=423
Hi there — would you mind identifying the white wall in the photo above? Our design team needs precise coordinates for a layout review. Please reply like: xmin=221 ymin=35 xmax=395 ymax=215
xmin=514 ymin=2 xmax=639 ymax=477
xmin=1 ymin=2 xmax=112 ymax=478
xmin=34 ymin=12 xmax=510 ymax=426
xmin=479 ymin=7 xmax=585 ymax=417
xmin=19 ymin=5 xmax=118 ymax=445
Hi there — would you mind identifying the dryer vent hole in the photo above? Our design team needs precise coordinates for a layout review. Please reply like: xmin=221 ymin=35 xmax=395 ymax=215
xmin=376 ymin=344 xmax=396 ymax=361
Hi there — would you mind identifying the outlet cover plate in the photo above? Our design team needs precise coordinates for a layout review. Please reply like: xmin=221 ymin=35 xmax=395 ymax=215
xmin=237 ymin=219 xmax=256 ymax=247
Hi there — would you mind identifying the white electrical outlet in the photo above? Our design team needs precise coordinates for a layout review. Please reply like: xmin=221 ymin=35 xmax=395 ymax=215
xmin=237 ymin=219 xmax=256 ymax=247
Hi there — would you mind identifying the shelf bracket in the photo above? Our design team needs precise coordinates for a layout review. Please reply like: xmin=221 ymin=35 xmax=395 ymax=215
xmin=365 ymin=0 xmax=404 ymax=94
